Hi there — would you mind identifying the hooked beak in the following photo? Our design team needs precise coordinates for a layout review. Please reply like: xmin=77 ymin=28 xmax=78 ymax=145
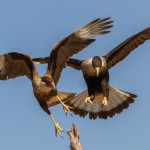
xmin=95 ymin=67 xmax=101 ymax=77
xmin=51 ymin=83 xmax=57 ymax=91
xmin=48 ymin=81 xmax=56 ymax=91
xmin=48 ymin=83 xmax=57 ymax=94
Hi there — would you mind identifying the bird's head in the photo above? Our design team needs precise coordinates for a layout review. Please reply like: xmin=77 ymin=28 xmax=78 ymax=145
xmin=41 ymin=76 xmax=56 ymax=91
xmin=92 ymin=56 xmax=102 ymax=77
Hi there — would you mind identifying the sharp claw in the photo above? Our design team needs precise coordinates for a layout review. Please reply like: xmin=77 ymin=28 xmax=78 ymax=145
xmin=49 ymin=114 xmax=64 ymax=138
xmin=63 ymin=105 xmax=73 ymax=116
xmin=85 ymin=97 xmax=93 ymax=106
xmin=54 ymin=122 xmax=64 ymax=138
xmin=65 ymin=112 xmax=67 ymax=116
xmin=102 ymin=97 xmax=108 ymax=106
xmin=89 ymin=101 xmax=93 ymax=104
xmin=56 ymin=95 xmax=73 ymax=116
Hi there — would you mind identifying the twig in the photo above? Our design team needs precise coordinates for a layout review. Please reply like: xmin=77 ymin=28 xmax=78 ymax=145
xmin=67 ymin=124 xmax=82 ymax=150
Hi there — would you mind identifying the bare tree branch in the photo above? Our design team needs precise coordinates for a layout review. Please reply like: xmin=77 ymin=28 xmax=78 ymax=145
xmin=67 ymin=124 xmax=82 ymax=150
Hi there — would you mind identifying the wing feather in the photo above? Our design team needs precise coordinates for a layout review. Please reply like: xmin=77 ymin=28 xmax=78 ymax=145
xmin=33 ymin=57 xmax=49 ymax=64
xmin=0 ymin=52 xmax=35 ymax=80
xmin=32 ymin=56 xmax=82 ymax=70
xmin=47 ymin=18 xmax=113 ymax=85
xmin=106 ymin=27 xmax=150 ymax=69
xmin=67 ymin=58 xmax=82 ymax=70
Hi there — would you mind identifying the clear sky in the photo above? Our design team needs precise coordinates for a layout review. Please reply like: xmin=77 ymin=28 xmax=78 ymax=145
xmin=0 ymin=0 xmax=150 ymax=150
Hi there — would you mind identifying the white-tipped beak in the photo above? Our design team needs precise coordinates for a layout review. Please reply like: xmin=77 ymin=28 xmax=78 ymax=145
xmin=95 ymin=67 xmax=101 ymax=77
xmin=51 ymin=83 xmax=57 ymax=91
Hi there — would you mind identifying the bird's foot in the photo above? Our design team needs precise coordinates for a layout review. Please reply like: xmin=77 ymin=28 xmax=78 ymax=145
xmin=54 ymin=122 xmax=64 ymax=138
xmin=102 ymin=97 xmax=108 ymax=106
xmin=49 ymin=114 xmax=64 ymax=138
xmin=62 ymin=104 xmax=73 ymax=116
xmin=85 ymin=96 xmax=93 ymax=105
xmin=56 ymin=95 xmax=73 ymax=116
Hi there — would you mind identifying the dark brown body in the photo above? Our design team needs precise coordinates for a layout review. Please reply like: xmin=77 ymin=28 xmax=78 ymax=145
xmin=33 ymin=80 xmax=56 ymax=114
xmin=84 ymin=71 xmax=109 ymax=100
xmin=32 ymin=75 xmax=75 ymax=114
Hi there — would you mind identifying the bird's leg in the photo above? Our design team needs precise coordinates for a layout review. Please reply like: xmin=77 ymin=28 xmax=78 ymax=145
xmin=101 ymin=77 xmax=109 ymax=107
xmin=56 ymin=95 xmax=73 ymax=116
xmin=85 ymin=90 xmax=95 ymax=105
xmin=49 ymin=113 xmax=64 ymax=138
xmin=38 ymin=101 xmax=64 ymax=137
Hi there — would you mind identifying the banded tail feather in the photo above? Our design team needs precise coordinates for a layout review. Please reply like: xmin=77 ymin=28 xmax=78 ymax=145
xmin=66 ymin=86 xmax=137 ymax=120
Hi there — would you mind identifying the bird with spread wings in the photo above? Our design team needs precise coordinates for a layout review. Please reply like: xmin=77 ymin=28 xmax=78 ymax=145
xmin=0 ymin=17 xmax=113 ymax=137
xmin=33 ymin=27 xmax=150 ymax=120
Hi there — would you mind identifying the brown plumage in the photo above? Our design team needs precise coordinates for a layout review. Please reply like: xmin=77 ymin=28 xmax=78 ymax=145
xmin=106 ymin=27 xmax=150 ymax=69
xmin=33 ymin=27 xmax=150 ymax=120
xmin=0 ymin=17 xmax=113 ymax=136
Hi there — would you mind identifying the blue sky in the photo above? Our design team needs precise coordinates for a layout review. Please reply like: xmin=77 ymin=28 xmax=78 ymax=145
xmin=0 ymin=0 xmax=150 ymax=150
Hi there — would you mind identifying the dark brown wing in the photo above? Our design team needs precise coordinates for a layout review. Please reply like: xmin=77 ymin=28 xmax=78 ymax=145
xmin=47 ymin=17 xmax=113 ymax=85
xmin=33 ymin=56 xmax=82 ymax=70
xmin=67 ymin=58 xmax=82 ymax=70
xmin=33 ymin=57 xmax=49 ymax=64
xmin=106 ymin=27 xmax=150 ymax=69
xmin=0 ymin=52 xmax=35 ymax=80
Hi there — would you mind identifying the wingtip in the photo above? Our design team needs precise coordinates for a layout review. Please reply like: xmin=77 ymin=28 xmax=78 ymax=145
xmin=104 ymin=17 xmax=111 ymax=20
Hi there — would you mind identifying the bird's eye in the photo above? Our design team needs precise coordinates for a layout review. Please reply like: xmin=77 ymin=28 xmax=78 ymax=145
xmin=46 ymin=81 xmax=50 ymax=84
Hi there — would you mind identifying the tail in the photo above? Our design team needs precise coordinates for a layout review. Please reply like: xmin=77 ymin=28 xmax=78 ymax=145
xmin=46 ymin=91 xmax=76 ymax=107
xmin=66 ymin=86 xmax=137 ymax=120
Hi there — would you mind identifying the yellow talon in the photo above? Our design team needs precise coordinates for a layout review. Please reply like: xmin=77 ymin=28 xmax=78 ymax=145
xmin=62 ymin=104 xmax=73 ymax=116
xmin=85 ymin=96 xmax=93 ymax=105
xmin=49 ymin=114 xmax=64 ymax=138
xmin=56 ymin=95 xmax=72 ymax=116
xmin=102 ymin=96 xmax=108 ymax=106
xmin=54 ymin=122 xmax=64 ymax=138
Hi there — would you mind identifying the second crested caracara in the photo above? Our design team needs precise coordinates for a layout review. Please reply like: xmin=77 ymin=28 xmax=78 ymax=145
xmin=33 ymin=27 xmax=150 ymax=120
xmin=66 ymin=27 xmax=150 ymax=119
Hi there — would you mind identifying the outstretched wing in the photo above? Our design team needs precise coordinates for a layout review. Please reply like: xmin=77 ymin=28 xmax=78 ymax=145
xmin=47 ymin=17 xmax=113 ymax=85
xmin=33 ymin=56 xmax=49 ymax=64
xmin=0 ymin=52 xmax=35 ymax=80
xmin=33 ymin=57 xmax=82 ymax=70
xmin=67 ymin=58 xmax=82 ymax=70
xmin=106 ymin=27 xmax=150 ymax=69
